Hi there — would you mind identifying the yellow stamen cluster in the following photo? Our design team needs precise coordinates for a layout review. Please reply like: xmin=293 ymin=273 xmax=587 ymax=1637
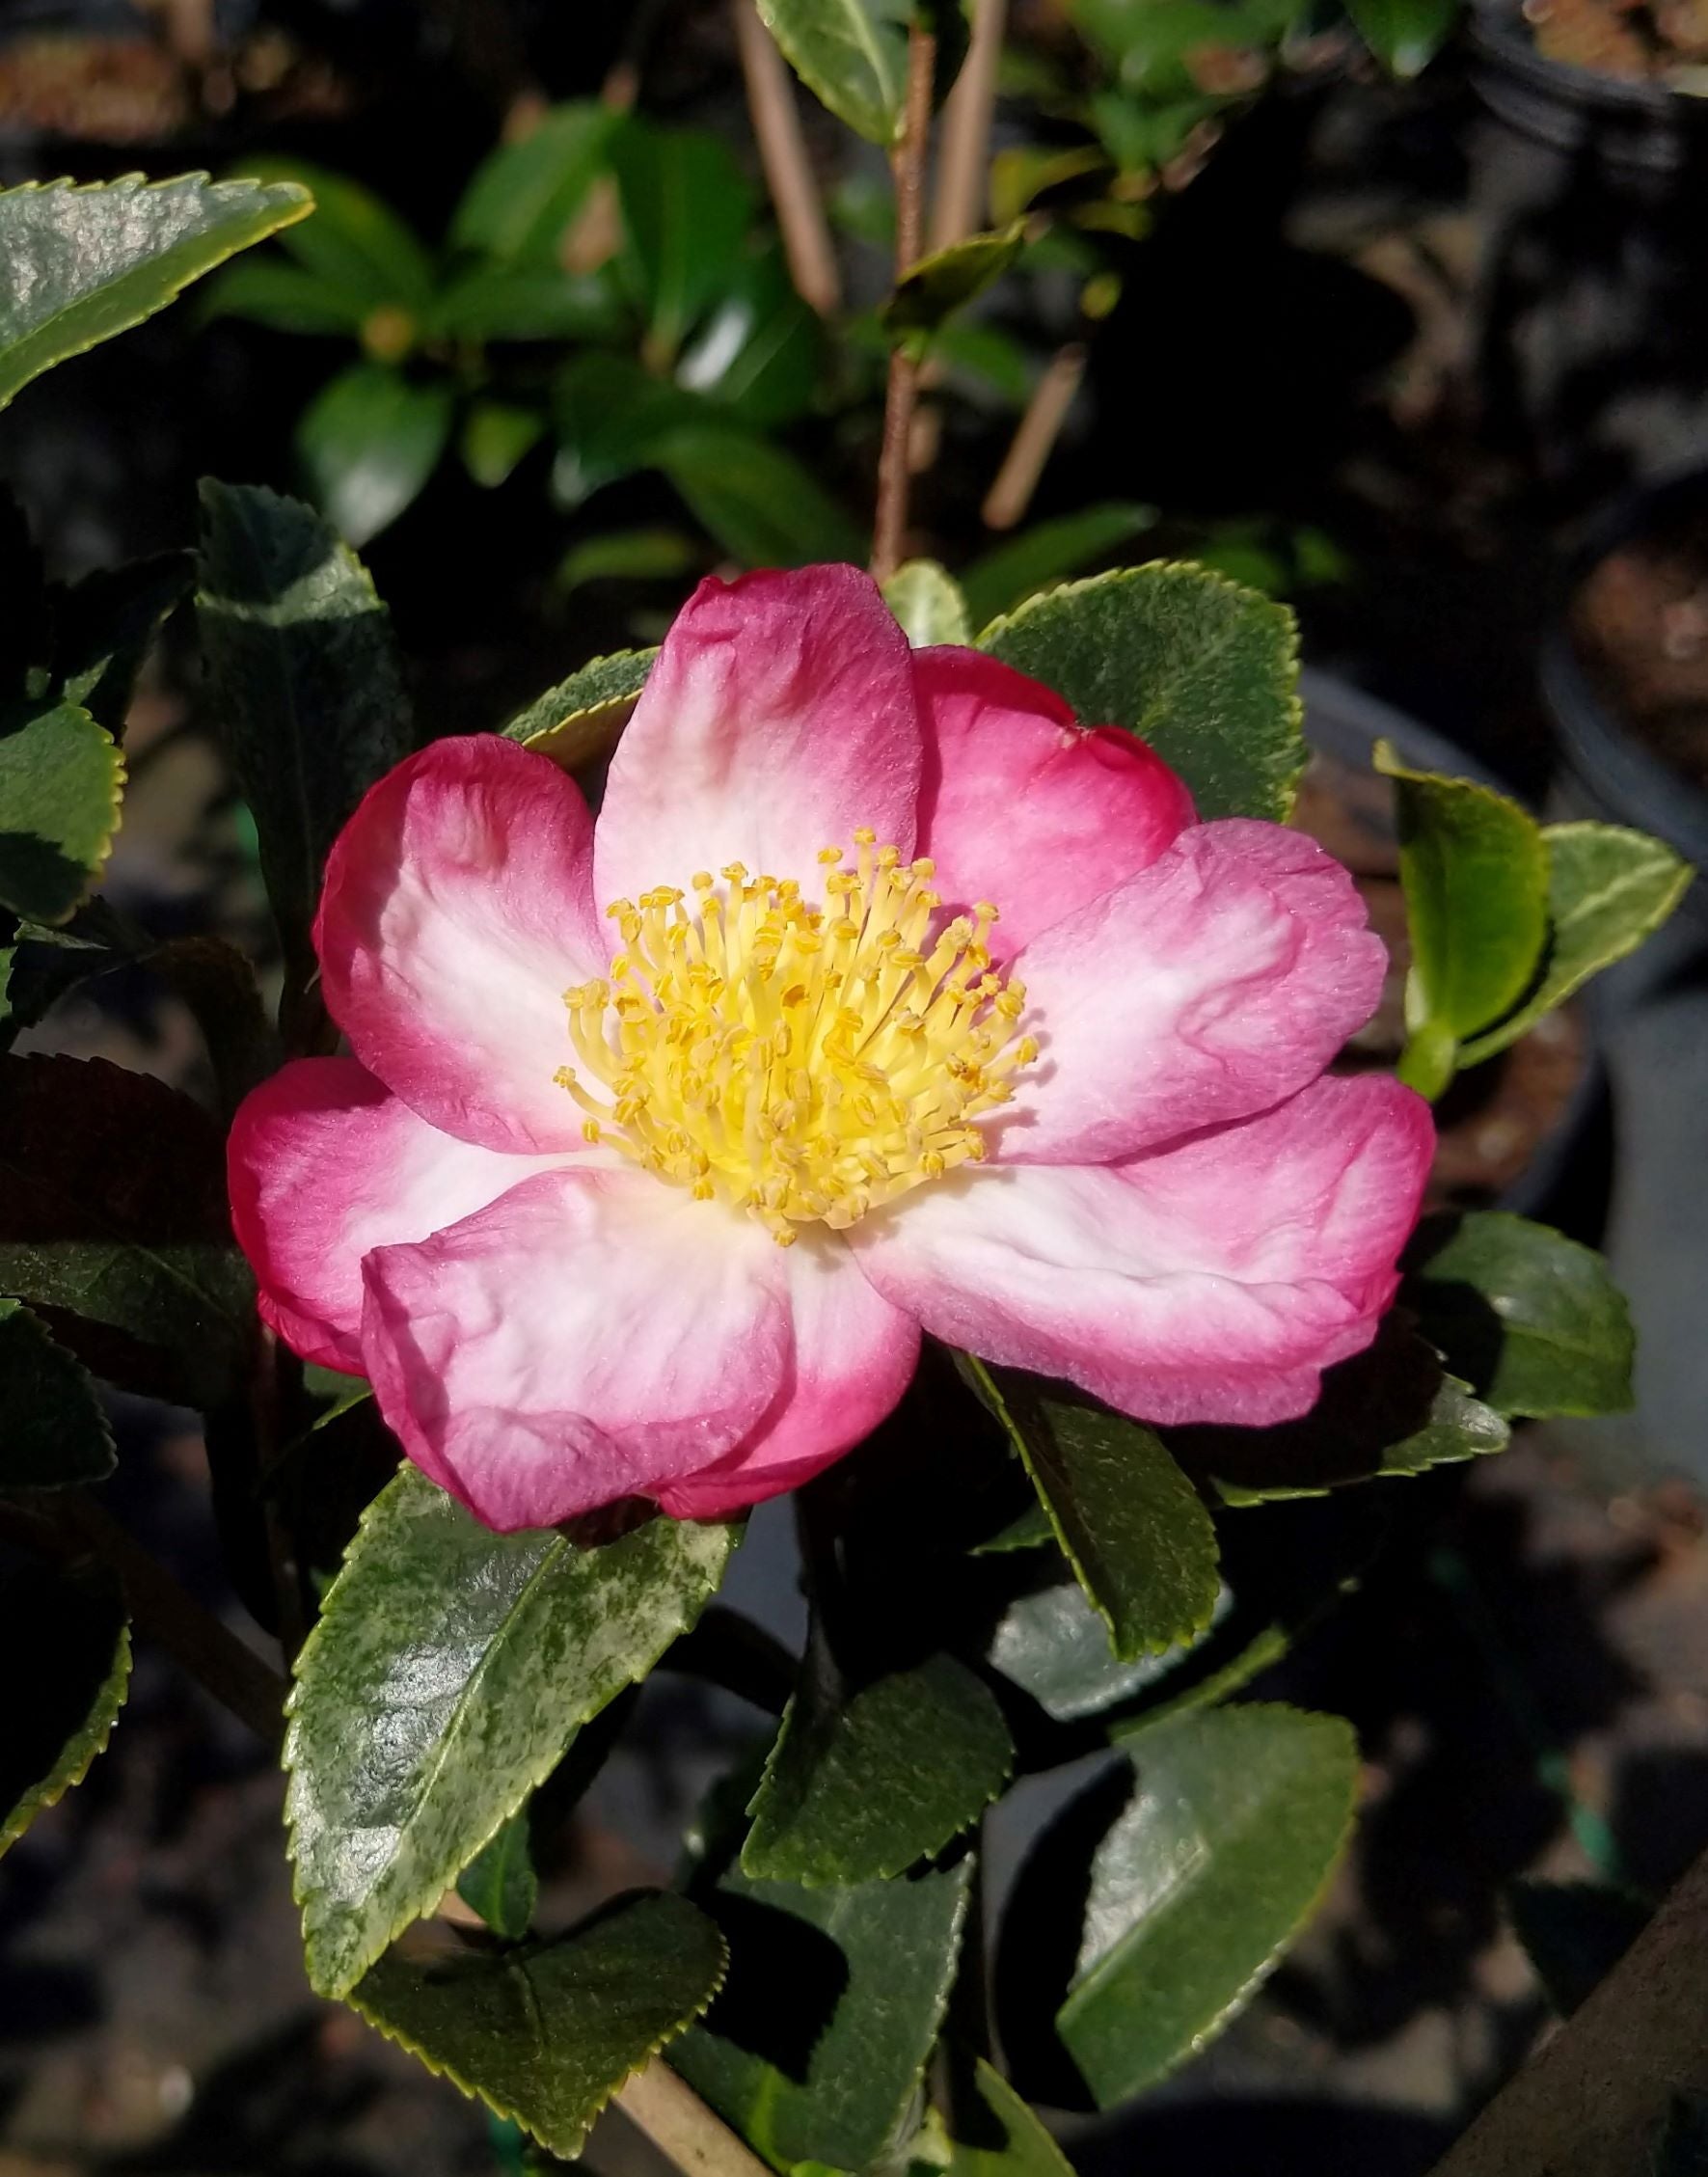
xmin=555 ymin=830 xmax=1037 ymax=1245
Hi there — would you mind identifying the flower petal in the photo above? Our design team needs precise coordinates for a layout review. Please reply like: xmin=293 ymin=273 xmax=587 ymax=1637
xmin=228 ymin=1057 xmax=568 ymax=1372
xmin=914 ymin=647 xmax=1194 ymax=960
xmin=315 ymin=736 xmax=607 ymax=1154
xmin=654 ymin=1234 xmax=921 ymax=1519
xmin=359 ymin=1170 xmax=793 ymax=1530
xmin=997 ymin=818 xmax=1387 ymax=1164
xmin=849 ymin=1074 xmax=1432 ymax=1428
xmin=593 ymin=567 xmax=922 ymax=910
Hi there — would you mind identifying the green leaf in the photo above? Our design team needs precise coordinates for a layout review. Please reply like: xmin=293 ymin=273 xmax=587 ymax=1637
xmin=961 ymin=505 xmax=1156 ymax=632
xmin=426 ymin=264 xmax=624 ymax=344
xmin=200 ymin=256 xmax=370 ymax=336
xmin=455 ymin=1807 xmax=538 ymax=1940
xmin=0 ymin=173 xmax=312 ymax=409
xmin=1004 ymin=1705 xmax=1358 ymax=2108
xmin=0 ymin=699 xmax=123 ymax=924
xmin=610 ymin=122 xmax=758 ymax=364
xmin=285 ymin=1467 xmax=739 ymax=1999
xmin=756 ymin=0 xmax=913 ymax=143
xmin=1345 ymin=0 xmax=1458 ymax=74
xmin=980 ymin=562 xmax=1304 ymax=821
xmin=556 ymin=529 xmax=699 ymax=593
xmin=0 ymin=1299 xmax=116 ymax=1490
xmin=1 ymin=1559 xmax=130 ymax=1855
xmin=959 ymin=1358 xmax=1219 ymax=1663
xmin=674 ymin=1797 xmax=972 ymax=2172
xmin=0 ymin=1051 xmax=255 ymax=1410
xmin=552 ymin=352 xmax=701 ymax=502
xmin=652 ymin=423 xmax=866 ymax=568
xmin=450 ymin=103 xmax=621 ymax=265
xmin=921 ymin=2057 xmax=1073 ymax=2176
xmin=460 ymin=401 xmax=546 ymax=490
xmin=240 ymin=159 xmax=436 ymax=311
xmin=350 ymin=1892 xmax=727 ymax=2159
xmin=48 ymin=552 xmax=193 ymax=737
xmin=1404 ymin=1211 xmax=1636 ymax=1420
xmin=986 ymin=1569 xmax=1210 ymax=1724
xmin=1508 ymin=1879 xmax=1650 ymax=2019
xmin=677 ymin=249 xmax=821 ymax=428
xmin=296 ymin=362 xmax=455 ymax=545
xmin=196 ymin=481 xmax=412 ymax=1010
xmin=884 ymin=559 xmax=972 ymax=646
xmin=744 ymin=1632 xmax=1013 ymax=1884
xmin=501 ymin=647 xmax=657 ymax=772
xmin=882 ymin=224 xmax=1027 ymax=341
xmin=1460 ymin=822 xmax=1692 ymax=1066
xmin=1170 ymin=1317 xmax=1509 ymax=1505
xmin=1375 ymin=742 xmax=1550 ymax=1094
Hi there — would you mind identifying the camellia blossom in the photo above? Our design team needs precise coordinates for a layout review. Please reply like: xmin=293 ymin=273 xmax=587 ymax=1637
xmin=228 ymin=565 xmax=1433 ymax=1530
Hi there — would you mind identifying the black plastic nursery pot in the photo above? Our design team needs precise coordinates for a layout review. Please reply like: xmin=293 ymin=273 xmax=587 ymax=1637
xmin=1471 ymin=0 xmax=1708 ymax=174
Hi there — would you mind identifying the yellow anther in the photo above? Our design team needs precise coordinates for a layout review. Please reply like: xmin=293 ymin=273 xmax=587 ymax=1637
xmin=552 ymin=830 xmax=1035 ymax=1243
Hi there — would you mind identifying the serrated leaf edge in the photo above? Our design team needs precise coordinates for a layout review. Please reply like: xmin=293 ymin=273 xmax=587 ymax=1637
xmin=283 ymin=1476 xmax=736 ymax=1999
xmin=0 ymin=1619 xmax=132 ymax=1856
xmin=976 ymin=559 xmax=1306 ymax=820
xmin=0 ymin=1297 xmax=120 ymax=1486
xmin=345 ymin=1910 xmax=730 ymax=2160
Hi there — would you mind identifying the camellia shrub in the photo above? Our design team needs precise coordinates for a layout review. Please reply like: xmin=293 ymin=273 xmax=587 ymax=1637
xmin=0 ymin=14 xmax=1694 ymax=2176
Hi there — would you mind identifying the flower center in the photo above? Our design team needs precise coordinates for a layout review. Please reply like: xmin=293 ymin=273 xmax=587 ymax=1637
xmin=555 ymin=830 xmax=1036 ymax=1245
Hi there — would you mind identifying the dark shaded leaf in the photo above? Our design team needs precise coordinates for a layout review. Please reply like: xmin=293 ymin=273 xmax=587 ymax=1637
xmin=882 ymin=224 xmax=1026 ymax=340
xmin=459 ymin=402 xmax=546 ymax=490
xmin=653 ymin=423 xmax=866 ymax=567
xmin=456 ymin=1807 xmax=538 ymax=1941
xmin=980 ymin=562 xmax=1303 ymax=821
xmin=49 ymin=552 xmax=192 ymax=737
xmin=1404 ymin=1211 xmax=1635 ymax=1419
xmin=297 ymin=364 xmax=454 ymax=546
xmin=426 ymin=264 xmax=623 ymax=344
xmin=0 ymin=1557 xmax=129 ymax=1854
xmin=959 ymin=1358 xmax=1219 ymax=1662
xmin=677 ymin=248 xmax=821 ymax=427
xmin=450 ymin=104 xmax=621 ymax=265
xmin=241 ymin=160 xmax=436 ymax=311
xmin=610 ymin=122 xmax=757 ymax=364
xmin=350 ymin=1892 xmax=727 ymax=2159
xmin=285 ymin=1467 xmax=739 ymax=1998
xmin=0 ymin=174 xmax=312 ymax=408
xmin=200 ymin=256 xmax=369 ymax=336
xmin=0 ymin=699 xmax=122 ymax=924
xmin=0 ymin=1299 xmax=115 ymax=1490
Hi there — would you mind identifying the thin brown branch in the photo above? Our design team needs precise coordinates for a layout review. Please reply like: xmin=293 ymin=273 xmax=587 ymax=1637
xmin=733 ymin=0 xmax=842 ymax=316
xmin=980 ymin=341 xmax=1086 ymax=531
xmin=871 ymin=22 xmax=938 ymax=585
xmin=929 ymin=0 xmax=1007 ymax=252
xmin=54 ymin=1492 xmax=289 ymax=1749
xmin=615 ymin=2058 xmax=774 ymax=2177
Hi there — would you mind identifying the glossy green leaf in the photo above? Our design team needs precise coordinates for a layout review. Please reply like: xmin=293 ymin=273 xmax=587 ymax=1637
xmin=677 ymin=249 xmax=821 ymax=427
xmin=201 ymin=256 xmax=369 ymax=337
xmin=297 ymin=363 xmax=454 ymax=547
xmin=986 ymin=1570 xmax=1208 ymax=1724
xmin=556 ymin=529 xmax=698 ymax=593
xmin=47 ymin=551 xmax=192 ymax=736
xmin=0 ymin=700 xmax=123 ymax=924
xmin=455 ymin=1807 xmax=538 ymax=1940
xmin=1375 ymin=742 xmax=1549 ymax=1095
xmin=1460 ymin=822 xmax=1692 ymax=1066
xmin=0 ymin=1051 xmax=254 ymax=1410
xmin=610 ymin=122 xmax=757 ymax=363
xmin=1171 ymin=1317 xmax=1509 ymax=1505
xmin=1346 ymin=0 xmax=1458 ymax=74
xmin=1404 ymin=1211 xmax=1635 ymax=1420
xmin=552 ymin=351 xmax=701 ymax=502
xmin=426 ymin=264 xmax=624 ymax=343
xmin=1003 ymin=1705 xmax=1357 ymax=2108
xmin=916 ymin=2057 xmax=1073 ymax=2176
xmin=196 ymin=481 xmax=412 ymax=1010
xmin=1509 ymin=1879 xmax=1649 ymax=2019
xmin=883 ymin=224 xmax=1027 ymax=341
xmin=960 ymin=1358 xmax=1219 ymax=1663
xmin=459 ymin=401 xmax=546 ymax=490
xmin=653 ymin=423 xmax=866 ymax=568
xmin=0 ymin=173 xmax=312 ymax=409
xmin=285 ymin=1468 xmax=739 ymax=1999
xmin=501 ymin=646 xmax=657 ymax=771
xmin=962 ymin=504 xmax=1156 ymax=632
xmin=980 ymin=562 xmax=1303 ymax=821
xmin=241 ymin=159 xmax=436 ymax=310
xmin=744 ymin=1631 xmax=1012 ymax=1884
xmin=674 ymin=1798 xmax=972 ymax=2173
xmin=0 ymin=1299 xmax=116 ymax=1491
xmin=350 ymin=1892 xmax=727 ymax=2159
xmin=450 ymin=103 xmax=621 ymax=265
xmin=1 ymin=1559 xmax=130 ymax=1856
xmin=757 ymin=0 xmax=913 ymax=143
xmin=884 ymin=559 xmax=972 ymax=646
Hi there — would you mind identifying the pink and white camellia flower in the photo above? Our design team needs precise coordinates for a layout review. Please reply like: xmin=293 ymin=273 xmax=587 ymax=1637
xmin=228 ymin=564 xmax=1433 ymax=1531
